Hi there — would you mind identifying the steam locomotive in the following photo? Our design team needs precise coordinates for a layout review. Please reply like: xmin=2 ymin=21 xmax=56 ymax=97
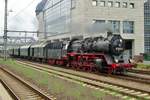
xmin=9 ymin=33 xmax=133 ymax=74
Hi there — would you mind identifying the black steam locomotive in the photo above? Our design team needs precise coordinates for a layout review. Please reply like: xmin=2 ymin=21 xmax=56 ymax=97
xmin=9 ymin=33 xmax=133 ymax=74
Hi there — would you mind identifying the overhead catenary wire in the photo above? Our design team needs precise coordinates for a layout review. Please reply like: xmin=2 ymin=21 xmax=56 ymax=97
xmin=8 ymin=0 xmax=36 ymax=21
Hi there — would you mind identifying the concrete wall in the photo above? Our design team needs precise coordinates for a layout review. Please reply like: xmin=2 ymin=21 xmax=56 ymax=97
xmin=75 ymin=0 xmax=144 ymax=55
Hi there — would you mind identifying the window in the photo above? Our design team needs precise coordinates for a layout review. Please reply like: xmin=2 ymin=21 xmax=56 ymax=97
xmin=94 ymin=20 xmax=105 ymax=23
xmin=71 ymin=0 xmax=76 ymax=8
xmin=130 ymin=3 xmax=134 ymax=8
xmin=91 ymin=20 xmax=106 ymax=32
xmin=123 ymin=2 xmax=127 ymax=8
xmin=99 ymin=1 xmax=105 ymax=7
xmin=115 ymin=2 xmax=120 ymax=8
xmin=108 ymin=20 xmax=120 ymax=33
xmin=108 ymin=1 xmax=113 ymax=7
xmin=123 ymin=21 xmax=134 ymax=33
xmin=92 ymin=0 xmax=97 ymax=6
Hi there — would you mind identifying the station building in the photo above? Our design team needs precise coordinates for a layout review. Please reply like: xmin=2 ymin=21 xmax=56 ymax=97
xmin=35 ymin=0 xmax=144 ymax=58
xmin=144 ymin=0 xmax=150 ymax=53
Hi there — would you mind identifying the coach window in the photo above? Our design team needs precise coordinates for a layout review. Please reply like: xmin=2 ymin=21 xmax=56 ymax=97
xmin=92 ymin=0 xmax=97 ymax=6
xmin=108 ymin=1 xmax=113 ymax=7
xmin=123 ymin=2 xmax=127 ymax=8
xmin=99 ymin=1 xmax=105 ymax=7
xmin=115 ymin=2 xmax=120 ymax=8
xmin=130 ymin=3 xmax=134 ymax=8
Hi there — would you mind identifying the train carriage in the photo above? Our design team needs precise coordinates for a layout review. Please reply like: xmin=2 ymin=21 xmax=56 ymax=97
xmin=8 ymin=48 xmax=14 ymax=57
xmin=13 ymin=47 xmax=20 ymax=57
xmin=47 ymin=42 xmax=63 ymax=59
xmin=47 ymin=41 xmax=68 ymax=65
xmin=20 ymin=44 xmax=31 ymax=58
xmin=30 ymin=42 xmax=46 ymax=60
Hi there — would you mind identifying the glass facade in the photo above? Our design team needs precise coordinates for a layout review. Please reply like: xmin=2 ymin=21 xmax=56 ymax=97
xmin=144 ymin=0 xmax=150 ymax=53
xmin=43 ymin=0 xmax=72 ymax=35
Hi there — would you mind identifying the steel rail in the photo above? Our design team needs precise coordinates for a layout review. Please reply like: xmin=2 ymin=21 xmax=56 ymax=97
xmin=0 ymin=66 xmax=53 ymax=100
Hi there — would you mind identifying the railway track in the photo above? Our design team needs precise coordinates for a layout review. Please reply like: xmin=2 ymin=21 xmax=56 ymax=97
xmin=17 ymin=59 xmax=150 ymax=85
xmin=16 ymin=60 xmax=150 ymax=100
xmin=18 ymin=58 xmax=150 ymax=85
xmin=110 ymin=72 xmax=150 ymax=85
xmin=0 ymin=79 xmax=19 ymax=100
xmin=0 ymin=66 xmax=54 ymax=100
xmin=129 ymin=68 xmax=150 ymax=75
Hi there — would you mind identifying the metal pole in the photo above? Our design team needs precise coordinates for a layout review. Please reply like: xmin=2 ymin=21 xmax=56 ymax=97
xmin=4 ymin=0 xmax=8 ymax=61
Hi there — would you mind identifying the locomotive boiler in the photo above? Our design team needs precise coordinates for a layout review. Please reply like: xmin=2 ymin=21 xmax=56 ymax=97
xmin=67 ymin=33 xmax=124 ymax=56
xmin=87 ymin=35 xmax=123 ymax=55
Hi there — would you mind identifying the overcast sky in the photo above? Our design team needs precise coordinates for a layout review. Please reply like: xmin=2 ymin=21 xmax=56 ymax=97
xmin=0 ymin=0 xmax=42 ymax=37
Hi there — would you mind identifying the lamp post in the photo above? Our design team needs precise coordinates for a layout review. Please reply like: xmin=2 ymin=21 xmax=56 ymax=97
xmin=4 ymin=0 xmax=8 ymax=61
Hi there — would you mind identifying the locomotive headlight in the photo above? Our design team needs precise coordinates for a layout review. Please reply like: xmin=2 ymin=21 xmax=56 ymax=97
xmin=120 ymin=39 xmax=123 ymax=43
xmin=115 ymin=59 xmax=119 ymax=63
